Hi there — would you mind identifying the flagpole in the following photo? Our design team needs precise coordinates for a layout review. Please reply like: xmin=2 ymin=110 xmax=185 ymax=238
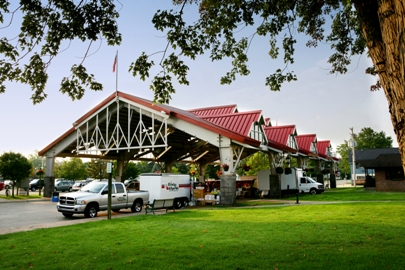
xmin=115 ymin=50 xmax=118 ymax=95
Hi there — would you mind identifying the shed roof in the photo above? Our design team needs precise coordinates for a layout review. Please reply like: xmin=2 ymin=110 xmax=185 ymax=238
xmin=350 ymin=148 xmax=400 ymax=167
xmin=367 ymin=153 xmax=402 ymax=168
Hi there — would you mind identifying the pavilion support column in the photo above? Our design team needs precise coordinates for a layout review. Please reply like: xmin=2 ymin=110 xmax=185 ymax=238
xmin=329 ymin=162 xmax=337 ymax=188
xmin=315 ymin=159 xmax=324 ymax=185
xmin=267 ymin=151 xmax=281 ymax=198
xmin=296 ymin=156 xmax=304 ymax=168
xmin=116 ymin=158 xmax=124 ymax=182
xmin=43 ymin=153 xmax=55 ymax=198
xmin=219 ymin=136 xmax=235 ymax=205
xmin=165 ymin=162 xmax=173 ymax=173
xmin=267 ymin=152 xmax=277 ymax=174
xmin=198 ymin=163 xmax=207 ymax=183
xmin=220 ymin=173 xmax=236 ymax=205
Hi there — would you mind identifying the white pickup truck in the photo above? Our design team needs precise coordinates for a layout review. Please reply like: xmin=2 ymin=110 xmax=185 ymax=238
xmin=56 ymin=181 xmax=149 ymax=218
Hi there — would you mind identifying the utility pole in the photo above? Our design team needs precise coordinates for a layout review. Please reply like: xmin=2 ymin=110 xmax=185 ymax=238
xmin=349 ymin=128 xmax=357 ymax=187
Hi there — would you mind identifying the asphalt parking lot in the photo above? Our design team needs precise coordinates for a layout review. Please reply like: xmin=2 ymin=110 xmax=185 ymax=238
xmin=0 ymin=189 xmax=144 ymax=235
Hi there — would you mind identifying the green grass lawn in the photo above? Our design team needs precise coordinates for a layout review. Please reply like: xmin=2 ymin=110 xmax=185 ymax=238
xmin=284 ymin=187 xmax=405 ymax=202
xmin=1 ymin=188 xmax=405 ymax=269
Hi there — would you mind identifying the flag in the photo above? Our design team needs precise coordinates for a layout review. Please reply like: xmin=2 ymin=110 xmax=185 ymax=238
xmin=112 ymin=53 xmax=117 ymax=72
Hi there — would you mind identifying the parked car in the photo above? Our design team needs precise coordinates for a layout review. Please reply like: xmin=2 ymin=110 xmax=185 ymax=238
xmin=0 ymin=181 xmax=4 ymax=191
xmin=126 ymin=181 xmax=140 ymax=190
xmin=124 ymin=179 xmax=134 ymax=186
xmin=4 ymin=180 xmax=13 ymax=189
xmin=29 ymin=179 xmax=45 ymax=191
xmin=82 ymin=179 xmax=94 ymax=185
xmin=71 ymin=182 xmax=87 ymax=192
xmin=54 ymin=181 xmax=73 ymax=192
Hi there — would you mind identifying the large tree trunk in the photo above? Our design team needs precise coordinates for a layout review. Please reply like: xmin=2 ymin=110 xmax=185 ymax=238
xmin=353 ymin=0 xmax=405 ymax=171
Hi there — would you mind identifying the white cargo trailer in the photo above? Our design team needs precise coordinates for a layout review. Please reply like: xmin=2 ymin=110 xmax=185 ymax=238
xmin=138 ymin=173 xmax=191 ymax=208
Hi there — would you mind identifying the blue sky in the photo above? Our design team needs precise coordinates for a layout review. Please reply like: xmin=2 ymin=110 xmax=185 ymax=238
xmin=0 ymin=2 xmax=397 ymax=158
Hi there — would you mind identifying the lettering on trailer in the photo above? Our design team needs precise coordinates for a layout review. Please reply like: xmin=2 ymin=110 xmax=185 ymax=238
xmin=166 ymin=181 xmax=179 ymax=191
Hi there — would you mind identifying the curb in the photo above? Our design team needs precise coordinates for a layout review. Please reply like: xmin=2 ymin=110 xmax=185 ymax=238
xmin=0 ymin=198 xmax=51 ymax=203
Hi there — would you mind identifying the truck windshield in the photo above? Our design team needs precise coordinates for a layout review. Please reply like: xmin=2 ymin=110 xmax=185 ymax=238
xmin=307 ymin=178 xmax=317 ymax=183
xmin=80 ymin=182 xmax=105 ymax=193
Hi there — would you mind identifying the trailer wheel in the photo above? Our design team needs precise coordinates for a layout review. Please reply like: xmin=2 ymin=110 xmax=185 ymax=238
xmin=131 ymin=200 xmax=143 ymax=212
xmin=175 ymin=199 xmax=183 ymax=209
xmin=182 ymin=198 xmax=189 ymax=207
xmin=310 ymin=189 xmax=317 ymax=195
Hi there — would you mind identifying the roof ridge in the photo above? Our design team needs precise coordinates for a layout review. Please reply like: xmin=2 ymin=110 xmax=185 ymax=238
xmin=188 ymin=104 xmax=237 ymax=111
xmin=199 ymin=110 xmax=262 ymax=118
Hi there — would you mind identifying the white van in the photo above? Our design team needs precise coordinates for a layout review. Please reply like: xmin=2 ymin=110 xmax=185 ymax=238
xmin=258 ymin=168 xmax=324 ymax=195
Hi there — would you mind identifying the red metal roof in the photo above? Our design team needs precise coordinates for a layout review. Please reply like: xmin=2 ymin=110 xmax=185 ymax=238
xmin=188 ymin=104 xmax=238 ymax=116
xmin=264 ymin=118 xmax=271 ymax=127
xmin=263 ymin=125 xmax=297 ymax=153
xmin=264 ymin=125 xmax=295 ymax=145
xmin=38 ymin=92 xmax=260 ymax=156
xmin=199 ymin=110 xmax=264 ymax=137
xmin=316 ymin=140 xmax=333 ymax=160
xmin=296 ymin=134 xmax=318 ymax=156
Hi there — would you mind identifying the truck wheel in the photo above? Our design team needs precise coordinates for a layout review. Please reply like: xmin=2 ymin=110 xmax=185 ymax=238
xmin=131 ymin=200 xmax=142 ymax=213
xmin=310 ymin=189 xmax=317 ymax=195
xmin=31 ymin=187 xmax=36 ymax=192
xmin=62 ymin=213 xmax=73 ymax=218
xmin=84 ymin=204 xmax=98 ymax=218
xmin=68 ymin=187 xmax=72 ymax=192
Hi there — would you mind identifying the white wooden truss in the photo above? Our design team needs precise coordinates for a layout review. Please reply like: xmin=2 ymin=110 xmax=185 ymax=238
xmin=74 ymin=98 xmax=169 ymax=156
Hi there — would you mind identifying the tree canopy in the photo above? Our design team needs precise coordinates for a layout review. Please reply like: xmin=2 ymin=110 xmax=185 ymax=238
xmin=0 ymin=0 xmax=121 ymax=104
xmin=2 ymin=1 xmax=405 ymax=172
xmin=0 ymin=151 xmax=32 ymax=181
xmin=353 ymin=127 xmax=393 ymax=149
xmin=57 ymin=157 xmax=87 ymax=180
xmin=0 ymin=151 xmax=32 ymax=197
xmin=122 ymin=162 xmax=140 ymax=180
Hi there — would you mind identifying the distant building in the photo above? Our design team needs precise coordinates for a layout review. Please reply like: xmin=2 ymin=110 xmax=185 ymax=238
xmin=349 ymin=148 xmax=405 ymax=192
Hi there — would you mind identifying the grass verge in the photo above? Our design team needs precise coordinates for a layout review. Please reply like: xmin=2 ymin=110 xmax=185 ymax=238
xmin=0 ymin=194 xmax=43 ymax=200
